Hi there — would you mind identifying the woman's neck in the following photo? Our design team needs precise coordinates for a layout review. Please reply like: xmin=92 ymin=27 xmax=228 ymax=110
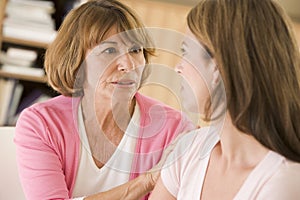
xmin=217 ymin=113 xmax=269 ymax=168
xmin=81 ymin=95 xmax=136 ymax=142
xmin=81 ymin=94 xmax=135 ymax=123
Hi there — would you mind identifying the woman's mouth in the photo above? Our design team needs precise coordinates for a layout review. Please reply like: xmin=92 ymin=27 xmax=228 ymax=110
xmin=110 ymin=80 xmax=136 ymax=87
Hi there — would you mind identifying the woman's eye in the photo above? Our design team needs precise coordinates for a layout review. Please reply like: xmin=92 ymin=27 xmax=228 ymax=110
xmin=180 ymin=47 xmax=187 ymax=56
xmin=129 ymin=46 xmax=143 ymax=54
xmin=103 ymin=47 xmax=117 ymax=54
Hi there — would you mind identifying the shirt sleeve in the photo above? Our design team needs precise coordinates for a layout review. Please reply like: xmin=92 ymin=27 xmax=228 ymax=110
xmin=14 ymin=107 xmax=71 ymax=200
xmin=160 ymin=131 xmax=196 ymax=197
xmin=160 ymin=156 xmax=180 ymax=197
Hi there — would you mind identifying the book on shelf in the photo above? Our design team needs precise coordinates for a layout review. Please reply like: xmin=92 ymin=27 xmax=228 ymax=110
xmin=3 ymin=23 xmax=57 ymax=44
xmin=0 ymin=78 xmax=23 ymax=126
xmin=1 ymin=64 xmax=45 ymax=77
xmin=9 ymin=0 xmax=55 ymax=10
xmin=6 ymin=47 xmax=38 ymax=60
xmin=0 ymin=47 xmax=44 ymax=77
xmin=6 ymin=82 xmax=23 ymax=125
xmin=0 ymin=47 xmax=38 ymax=67
xmin=4 ymin=17 xmax=55 ymax=31
xmin=3 ymin=0 xmax=57 ymax=44
xmin=6 ymin=0 xmax=55 ymax=24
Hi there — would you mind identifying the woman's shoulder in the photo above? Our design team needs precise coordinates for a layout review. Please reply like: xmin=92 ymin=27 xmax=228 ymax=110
xmin=21 ymin=95 xmax=80 ymax=116
xmin=168 ymin=126 xmax=220 ymax=163
xmin=29 ymin=95 xmax=77 ymax=109
xmin=271 ymin=159 xmax=300 ymax=183
xmin=135 ymin=93 xmax=195 ymax=131
xmin=135 ymin=92 xmax=182 ymax=115
xmin=17 ymin=95 xmax=80 ymax=128
xmin=258 ymin=158 xmax=300 ymax=199
xmin=15 ymin=95 xmax=80 ymax=145
xmin=161 ymin=127 xmax=219 ymax=192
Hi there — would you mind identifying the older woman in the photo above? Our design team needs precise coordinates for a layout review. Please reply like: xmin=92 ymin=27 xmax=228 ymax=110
xmin=14 ymin=1 xmax=194 ymax=200
xmin=150 ymin=0 xmax=300 ymax=199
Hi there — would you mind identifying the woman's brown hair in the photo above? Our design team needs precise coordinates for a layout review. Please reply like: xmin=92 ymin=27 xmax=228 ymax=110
xmin=44 ymin=0 xmax=155 ymax=96
xmin=188 ymin=0 xmax=300 ymax=162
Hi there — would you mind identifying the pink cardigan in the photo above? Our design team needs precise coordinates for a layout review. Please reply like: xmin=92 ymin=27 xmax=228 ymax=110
xmin=14 ymin=93 xmax=194 ymax=200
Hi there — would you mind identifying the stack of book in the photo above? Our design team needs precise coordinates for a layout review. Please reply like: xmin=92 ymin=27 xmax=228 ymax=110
xmin=2 ymin=0 xmax=57 ymax=44
xmin=0 ymin=47 xmax=45 ymax=77
xmin=0 ymin=47 xmax=44 ymax=125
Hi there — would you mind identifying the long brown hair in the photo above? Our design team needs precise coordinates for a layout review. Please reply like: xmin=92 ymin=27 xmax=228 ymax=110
xmin=188 ymin=0 xmax=300 ymax=162
xmin=44 ymin=0 xmax=155 ymax=96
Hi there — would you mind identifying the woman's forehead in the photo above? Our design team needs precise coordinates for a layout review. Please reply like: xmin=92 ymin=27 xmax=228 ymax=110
xmin=102 ymin=26 xmax=119 ymax=41
xmin=101 ymin=34 xmax=138 ymax=47
xmin=101 ymin=27 xmax=143 ymax=46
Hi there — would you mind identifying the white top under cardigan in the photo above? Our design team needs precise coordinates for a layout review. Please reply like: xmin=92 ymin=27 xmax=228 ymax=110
xmin=72 ymin=103 xmax=140 ymax=199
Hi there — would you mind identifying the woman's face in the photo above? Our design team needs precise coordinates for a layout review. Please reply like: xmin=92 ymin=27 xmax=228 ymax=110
xmin=175 ymin=28 xmax=216 ymax=115
xmin=83 ymin=27 xmax=146 ymax=102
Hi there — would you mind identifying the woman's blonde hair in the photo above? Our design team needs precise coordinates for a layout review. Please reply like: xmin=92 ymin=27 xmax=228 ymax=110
xmin=44 ymin=0 xmax=155 ymax=96
xmin=188 ymin=0 xmax=300 ymax=162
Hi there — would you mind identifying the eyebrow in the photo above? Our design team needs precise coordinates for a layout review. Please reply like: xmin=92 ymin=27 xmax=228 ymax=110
xmin=100 ymin=41 xmax=118 ymax=45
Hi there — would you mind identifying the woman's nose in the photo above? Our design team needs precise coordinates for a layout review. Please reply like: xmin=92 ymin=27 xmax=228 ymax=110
xmin=117 ymin=53 xmax=135 ymax=72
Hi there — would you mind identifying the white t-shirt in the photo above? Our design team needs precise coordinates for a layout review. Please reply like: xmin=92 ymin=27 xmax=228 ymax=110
xmin=161 ymin=127 xmax=300 ymax=200
xmin=72 ymin=103 xmax=140 ymax=198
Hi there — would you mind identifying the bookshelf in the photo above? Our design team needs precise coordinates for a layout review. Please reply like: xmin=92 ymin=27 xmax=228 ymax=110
xmin=0 ymin=0 xmax=7 ymax=50
xmin=0 ymin=0 xmax=57 ymax=126
xmin=0 ymin=70 xmax=47 ymax=83
xmin=0 ymin=40 xmax=48 ymax=82
xmin=2 ymin=36 xmax=49 ymax=49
